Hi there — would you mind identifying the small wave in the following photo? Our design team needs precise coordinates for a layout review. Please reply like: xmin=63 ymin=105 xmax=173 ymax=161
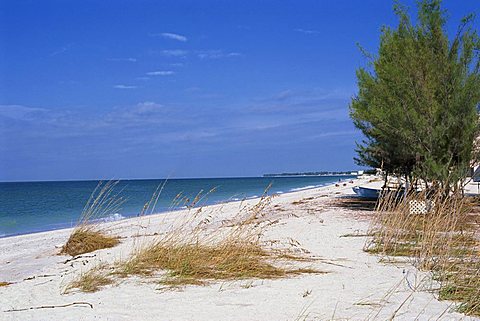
xmin=289 ymin=184 xmax=326 ymax=192
xmin=289 ymin=185 xmax=316 ymax=192
xmin=231 ymin=198 xmax=241 ymax=201
xmin=102 ymin=213 xmax=125 ymax=222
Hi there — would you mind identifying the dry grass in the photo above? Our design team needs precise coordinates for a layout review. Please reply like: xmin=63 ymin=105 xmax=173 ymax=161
xmin=0 ymin=282 xmax=11 ymax=287
xmin=113 ymin=192 xmax=321 ymax=287
xmin=119 ymin=243 xmax=288 ymax=285
xmin=67 ymin=187 xmax=322 ymax=292
xmin=116 ymin=240 xmax=319 ymax=286
xmin=67 ymin=266 xmax=113 ymax=293
xmin=367 ymin=188 xmax=480 ymax=316
xmin=62 ymin=229 xmax=119 ymax=256
xmin=61 ymin=181 xmax=124 ymax=256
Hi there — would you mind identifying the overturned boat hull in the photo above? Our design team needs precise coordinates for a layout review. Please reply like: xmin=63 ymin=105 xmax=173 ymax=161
xmin=352 ymin=186 xmax=381 ymax=199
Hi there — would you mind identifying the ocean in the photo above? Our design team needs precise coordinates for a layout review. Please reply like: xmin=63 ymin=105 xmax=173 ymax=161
xmin=0 ymin=175 xmax=355 ymax=238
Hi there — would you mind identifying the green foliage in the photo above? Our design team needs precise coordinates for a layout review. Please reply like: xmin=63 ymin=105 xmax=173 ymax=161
xmin=350 ymin=0 xmax=480 ymax=186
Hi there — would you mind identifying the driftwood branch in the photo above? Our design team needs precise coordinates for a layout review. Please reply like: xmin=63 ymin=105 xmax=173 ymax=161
xmin=4 ymin=301 xmax=93 ymax=312
xmin=63 ymin=254 xmax=96 ymax=264
xmin=23 ymin=274 xmax=56 ymax=281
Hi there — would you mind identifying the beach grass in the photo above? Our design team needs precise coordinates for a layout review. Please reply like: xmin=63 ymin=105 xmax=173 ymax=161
xmin=61 ymin=181 xmax=123 ymax=256
xmin=66 ymin=191 xmax=322 ymax=291
xmin=367 ymin=189 xmax=480 ymax=316
xmin=0 ymin=282 xmax=11 ymax=287
xmin=118 ymin=242 xmax=288 ymax=285
xmin=115 ymin=193 xmax=321 ymax=287
xmin=116 ymin=238 xmax=320 ymax=286
xmin=66 ymin=265 xmax=113 ymax=293
xmin=62 ymin=229 xmax=119 ymax=256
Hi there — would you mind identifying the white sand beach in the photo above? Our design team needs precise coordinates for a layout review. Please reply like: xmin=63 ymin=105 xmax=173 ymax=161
xmin=0 ymin=178 xmax=477 ymax=321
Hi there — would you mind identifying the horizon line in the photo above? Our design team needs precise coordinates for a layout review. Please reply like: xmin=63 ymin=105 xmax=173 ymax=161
xmin=0 ymin=171 xmax=360 ymax=183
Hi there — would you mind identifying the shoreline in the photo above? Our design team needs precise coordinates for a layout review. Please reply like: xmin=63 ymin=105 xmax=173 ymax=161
xmin=0 ymin=176 xmax=356 ymax=240
xmin=2 ymin=176 xmax=475 ymax=320
xmin=0 ymin=174 xmax=356 ymax=184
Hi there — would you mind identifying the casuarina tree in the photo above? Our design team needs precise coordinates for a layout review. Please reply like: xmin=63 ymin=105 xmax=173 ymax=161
xmin=350 ymin=0 xmax=480 ymax=191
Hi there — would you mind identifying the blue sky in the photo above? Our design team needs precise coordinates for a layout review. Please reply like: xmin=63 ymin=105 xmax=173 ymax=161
xmin=0 ymin=0 xmax=478 ymax=181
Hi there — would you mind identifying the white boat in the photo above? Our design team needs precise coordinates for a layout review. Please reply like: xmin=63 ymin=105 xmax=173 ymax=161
xmin=352 ymin=186 xmax=381 ymax=199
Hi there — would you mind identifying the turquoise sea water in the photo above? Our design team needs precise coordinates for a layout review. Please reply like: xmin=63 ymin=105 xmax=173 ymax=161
xmin=0 ymin=176 xmax=355 ymax=238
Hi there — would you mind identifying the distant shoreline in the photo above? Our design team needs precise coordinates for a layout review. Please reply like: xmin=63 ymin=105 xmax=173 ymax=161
xmin=0 ymin=175 xmax=357 ymax=239
xmin=263 ymin=172 xmax=360 ymax=177
xmin=0 ymin=174 xmax=357 ymax=184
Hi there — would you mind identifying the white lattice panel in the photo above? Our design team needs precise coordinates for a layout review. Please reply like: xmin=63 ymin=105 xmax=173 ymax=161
xmin=409 ymin=200 xmax=435 ymax=214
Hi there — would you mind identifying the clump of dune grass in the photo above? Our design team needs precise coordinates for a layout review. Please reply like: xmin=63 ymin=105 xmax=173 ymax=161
xmin=367 ymin=188 xmax=480 ymax=316
xmin=118 ymin=242 xmax=288 ymax=285
xmin=62 ymin=229 xmax=120 ymax=257
xmin=67 ymin=187 xmax=321 ymax=292
xmin=115 ymin=191 xmax=320 ymax=287
xmin=61 ymin=181 xmax=123 ymax=256
xmin=116 ymin=236 xmax=317 ymax=286
xmin=67 ymin=265 xmax=113 ymax=293
xmin=0 ymin=282 xmax=11 ymax=287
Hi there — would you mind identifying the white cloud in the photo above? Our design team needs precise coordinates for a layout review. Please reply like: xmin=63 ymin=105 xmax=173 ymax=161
xmin=49 ymin=43 xmax=74 ymax=57
xmin=108 ymin=58 xmax=137 ymax=62
xmin=294 ymin=28 xmax=320 ymax=35
xmin=309 ymin=130 xmax=356 ymax=139
xmin=272 ymin=89 xmax=295 ymax=101
xmin=114 ymin=85 xmax=137 ymax=89
xmin=50 ymin=46 xmax=68 ymax=56
xmin=132 ymin=102 xmax=165 ymax=114
xmin=0 ymin=105 xmax=48 ymax=120
xmin=197 ymin=50 xmax=242 ymax=59
xmin=109 ymin=102 xmax=166 ymax=122
xmin=159 ymin=32 xmax=188 ymax=42
xmin=146 ymin=71 xmax=174 ymax=76
xmin=161 ymin=49 xmax=188 ymax=57
xmin=237 ymin=25 xmax=251 ymax=30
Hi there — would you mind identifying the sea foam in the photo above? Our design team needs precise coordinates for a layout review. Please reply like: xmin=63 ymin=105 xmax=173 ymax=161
xmin=289 ymin=184 xmax=325 ymax=192
xmin=102 ymin=213 xmax=125 ymax=222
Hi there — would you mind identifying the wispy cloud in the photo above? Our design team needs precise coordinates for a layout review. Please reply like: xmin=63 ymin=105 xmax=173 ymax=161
xmin=254 ymin=88 xmax=351 ymax=104
xmin=0 ymin=105 xmax=48 ymax=121
xmin=133 ymin=101 xmax=164 ymax=113
xmin=245 ymin=88 xmax=352 ymax=122
xmin=114 ymin=84 xmax=137 ymax=89
xmin=50 ymin=47 xmax=68 ymax=56
xmin=161 ymin=49 xmax=188 ymax=57
xmin=308 ymin=130 xmax=356 ymax=139
xmin=294 ymin=28 xmax=320 ymax=35
xmin=146 ymin=70 xmax=174 ymax=76
xmin=237 ymin=25 xmax=251 ymax=30
xmin=108 ymin=58 xmax=137 ymax=62
xmin=0 ymin=88 xmax=356 ymax=161
xmin=49 ymin=43 xmax=74 ymax=56
xmin=157 ymin=32 xmax=188 ymax=42
xmin=107 ymin=102 xmax=168 ymax=123
xmin=196 ymin=50 xmax=242 ymax=59
xmin=270 ymin=89 xmax=295 ymax=101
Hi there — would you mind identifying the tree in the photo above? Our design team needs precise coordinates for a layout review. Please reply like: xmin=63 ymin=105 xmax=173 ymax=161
xmin=350 ymin=0 xmax=480 ymax=191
